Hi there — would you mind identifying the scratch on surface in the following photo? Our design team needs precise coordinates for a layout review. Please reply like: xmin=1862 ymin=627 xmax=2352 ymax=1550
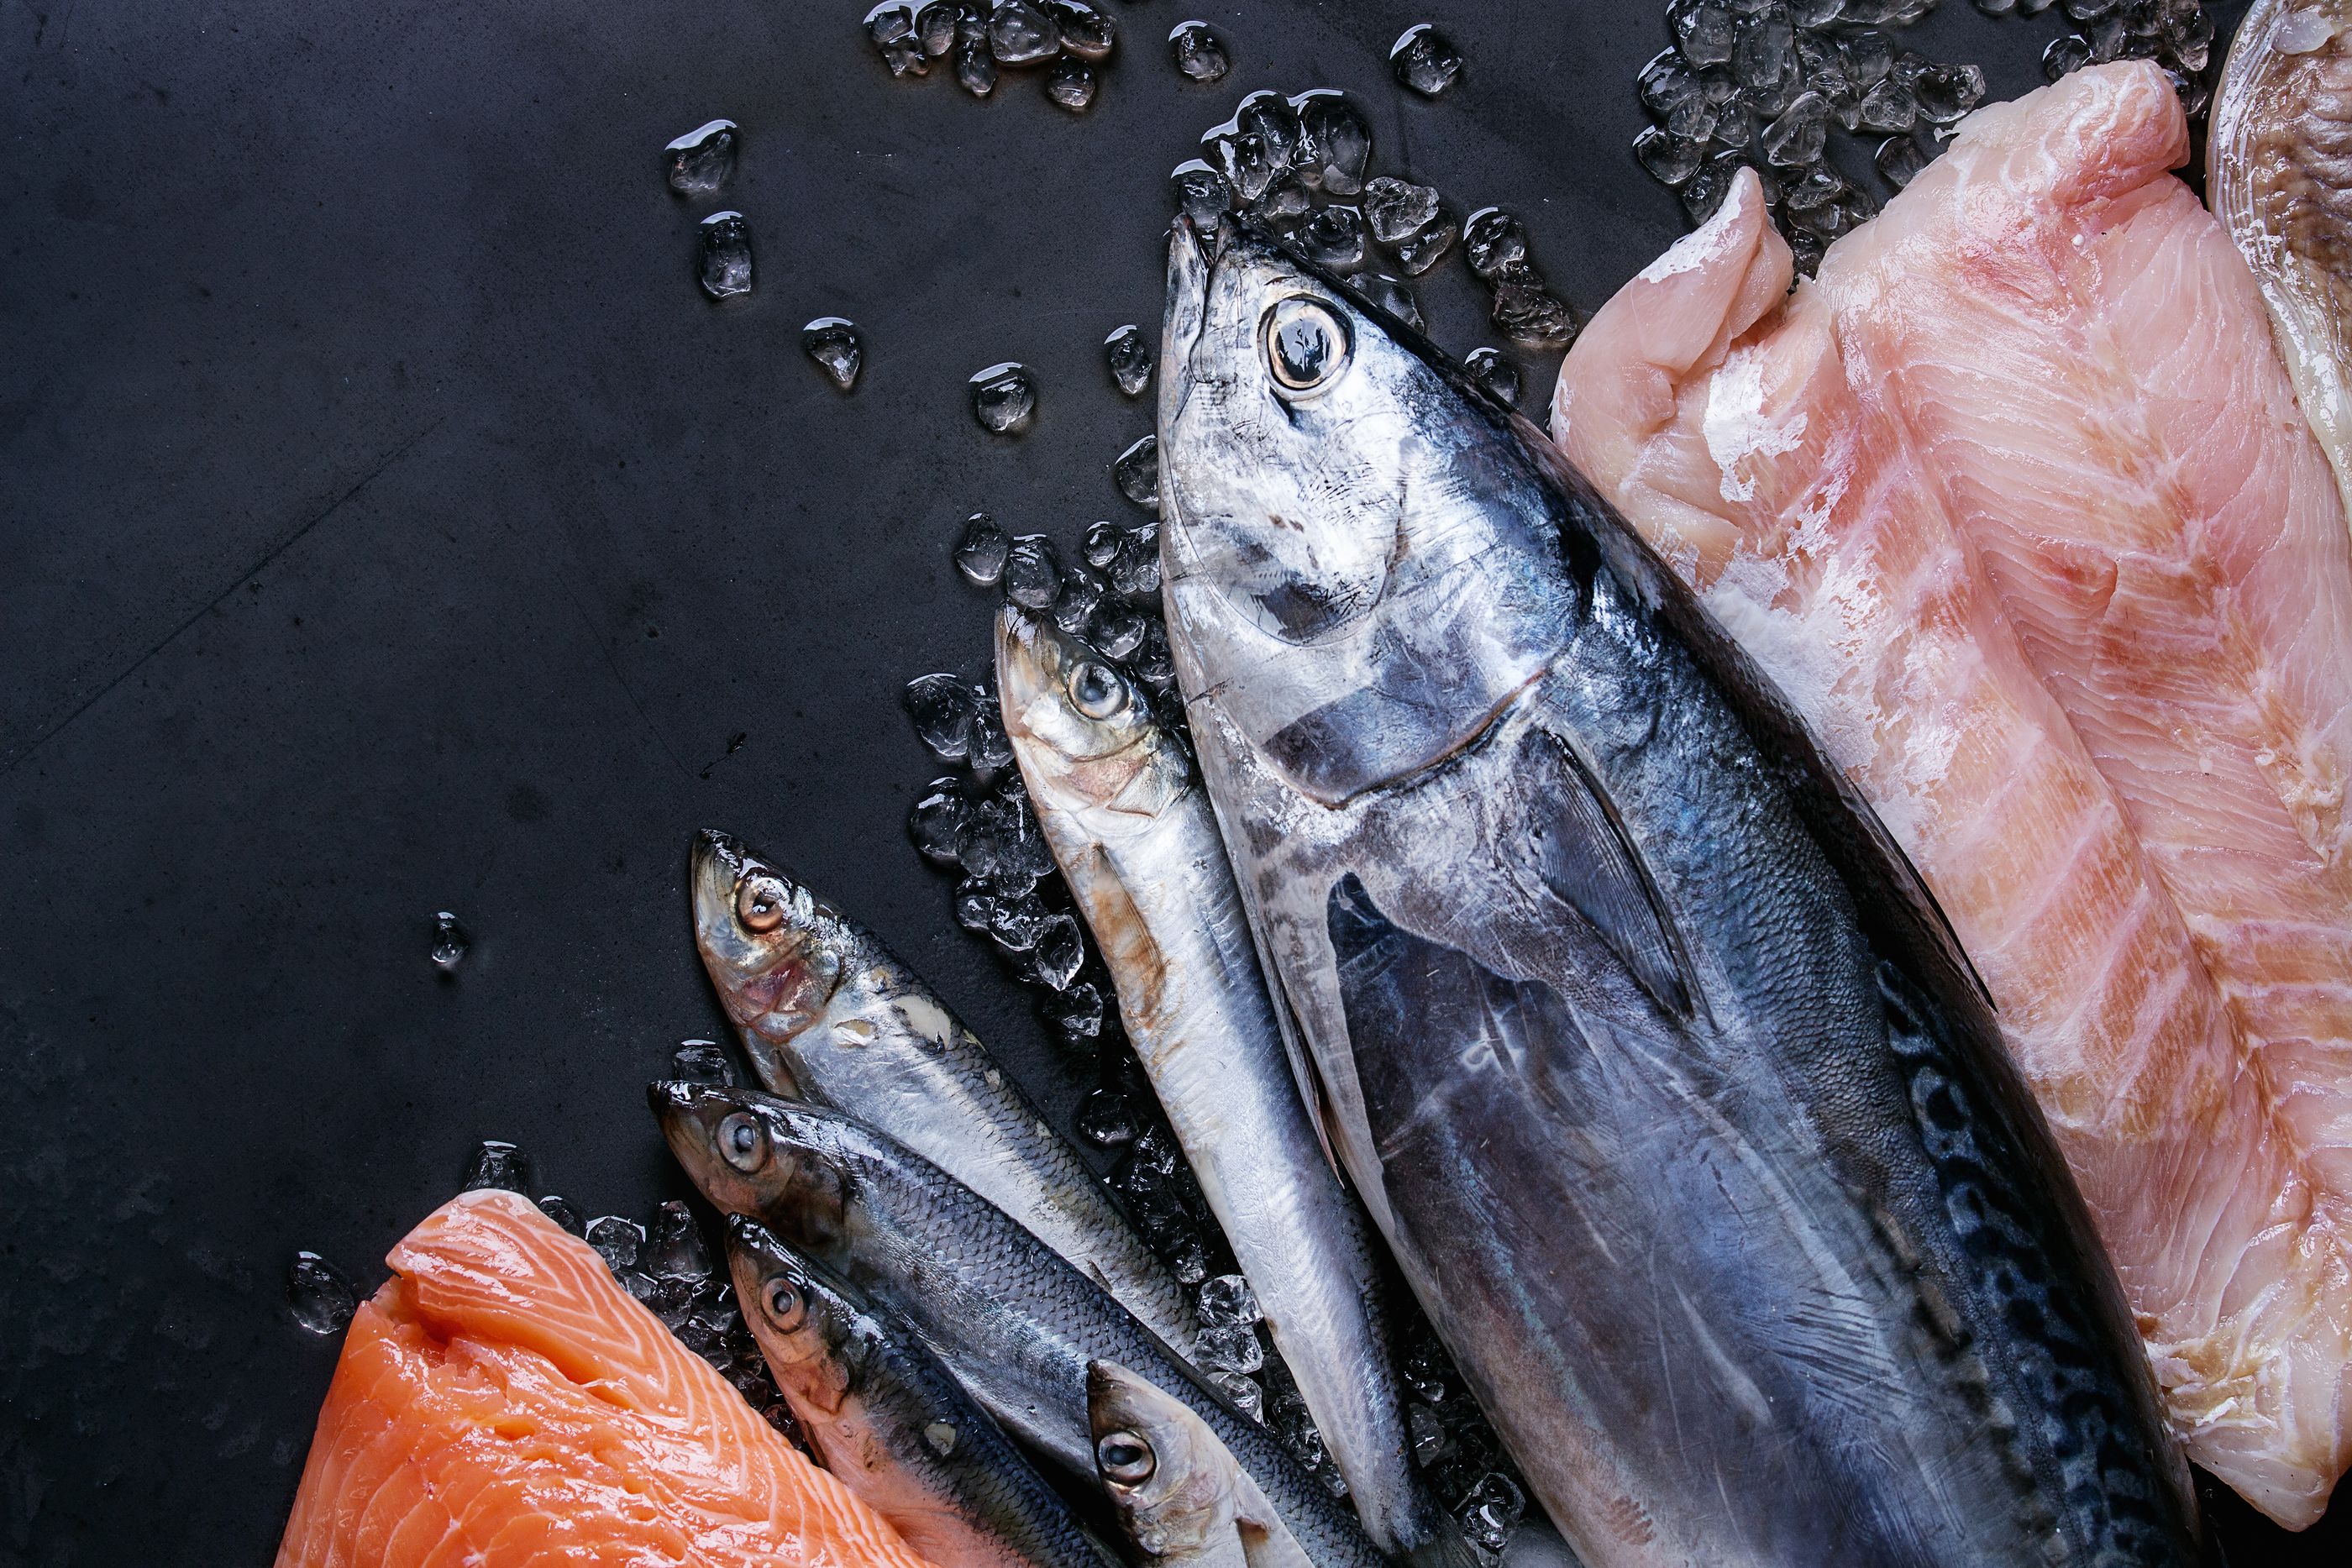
xmin=1 ymin=417 xmax=449 ymax=779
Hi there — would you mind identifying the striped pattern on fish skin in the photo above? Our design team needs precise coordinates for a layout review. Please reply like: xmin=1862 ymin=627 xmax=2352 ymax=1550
xmin=690 ymin=829 xmax=1199 ymax=1356
xmin=1551 ymin=67 xmax=2352 ymax=1528
xmin=274 ymin=1188 xmax=936 ymax=1568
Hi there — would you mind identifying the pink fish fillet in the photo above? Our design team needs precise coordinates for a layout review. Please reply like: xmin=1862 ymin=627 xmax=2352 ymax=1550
xmin=1552 ymin=62 xmax=2352 ymax=1529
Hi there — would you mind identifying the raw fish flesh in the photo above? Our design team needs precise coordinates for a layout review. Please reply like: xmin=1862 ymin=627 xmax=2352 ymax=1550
xmin=1555 ymin=60 xmax=2352 ymax=1529
xmin=274 ymin=1188 xmax=935 ymax=1568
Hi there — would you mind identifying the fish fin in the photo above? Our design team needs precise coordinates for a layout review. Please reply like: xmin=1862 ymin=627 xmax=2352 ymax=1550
xmin=1519 ymin=727 xmax=1695 ymax=1020
xmin=1086 ymin=1260 xmax=1117 ymax=1297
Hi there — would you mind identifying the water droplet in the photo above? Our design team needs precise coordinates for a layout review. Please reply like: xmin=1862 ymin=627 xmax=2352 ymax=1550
xmin=1077 ymin=1087 xmax=1137 ymax=1146
xmin=1210 ymin=1369 xmax=1264 ymax=1421
xmin=536 ymin=1193 xmax=586 ymax=1235
xmin=1464 ymin=347 xmax=1521 ymax=407
xmin=990 ymin=0 xmax=1060 ymax=63
xmin=905 ymin=673 xmax=981 ymax=758
xmin=664 ymin=119 xmax=739 ymax=196
xmin=1046 ymin=0 xmax=1116 ymax=60
xmin=1362 ymin=176 xmax=1441 ymax=244
xmin=957 ymin=38 xmax=1001 ymax=95
xmin=1170 ymin=159 xmax=1232 ymax=228
xmin=1462 ymin=207 xmax=1528 ymax=279
xmin=801 ymin=317 xmax=862 ymax=392
xmin=1362 ymin=275 xmax=1423 ymax=333
xmin=1293 ymin=90 xmax=1372 ymax=195
xmin=672 ymin=1040 xmax=737 ymax=1086
xmin=1003 ymin=534 xmax=1063 ymax=610
xmin=1044 ymin=55 xmax=1098 ymax=111
xmin=647 ymin=1199 xmax=715 ymax=1279
xmin=1043 ymin=979 xmax=1105 ymax=1038
xmin=1105 ymin=324 xmax=1153 ymax=398
xmin=1168 ymin=19 xmax=1229 ymax=82
xmin=911 ymin=778 xmax=969 ymax=864
xmin=286 ymin=1251 xmax=357 ymax=1335
xmin=1390 ymin=24 xmax=1464 ymax=97
xmin=1297 ymin=205 xmax=1366 ymax=271
xmin=697 ymin=212 xmax=753 ymax=300
xmin=956 ymin=512 xmax=1011 ymax=586
xmin=587 ymin=1215 xmax=644 ymax=1272
xmin=1198 ymin=1273 xmax=1263 ymax=1326
xmin=1113 ymin=435 xmax=1159 ymax=507
xmin=430 ymin=910 xmax=469 ymax=972
xmin=1390 ymin=210 xmax=1459 ymax=275
xmin=1035 ymin=914 xmax=1085 ymax=989
xmin=969 ymin=362 xmax=1037 ymax=435
xmin=1194 ymin=1324 xmax=1266 ymax=1375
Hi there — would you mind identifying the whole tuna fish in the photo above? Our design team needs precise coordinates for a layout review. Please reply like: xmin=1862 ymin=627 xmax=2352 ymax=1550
xmin=690 ymin=828 xmax=1195 ymax=1352
xmin=996 ymin=603 xmax=1456 ymax=1562
xmin=1152 ymin=217 xmax=2202 ymax=1566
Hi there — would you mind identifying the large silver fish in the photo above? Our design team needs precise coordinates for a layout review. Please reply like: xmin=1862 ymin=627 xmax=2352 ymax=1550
xmin=651 ymin=1081 xmax=1389 ymax=1568
xmin=995 ymin=603 xmax=1454 ymax=1562
xmin=727 ymin=1216 xmax=1116 ymax=1568
xmin=1152 ymin=218 xmax=2202 ymax=1566
xmin=690 ymin=828 xmax=1195 ymax=1351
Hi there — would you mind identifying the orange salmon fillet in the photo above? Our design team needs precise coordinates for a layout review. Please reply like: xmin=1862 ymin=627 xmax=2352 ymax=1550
xmin=274 ymin=1188 xmax=938 ymax=1568
xmin=1554 ymin=63 xmax=2352 ymax=1529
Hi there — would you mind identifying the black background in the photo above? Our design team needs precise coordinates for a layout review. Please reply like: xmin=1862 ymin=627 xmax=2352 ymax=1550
xmin=1 ymin=0 xmax=2334 ymax=1560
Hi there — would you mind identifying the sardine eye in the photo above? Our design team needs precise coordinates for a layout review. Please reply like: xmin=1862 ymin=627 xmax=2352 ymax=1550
xmin=1097 ymin=1430 xmax=1156 ymax=1484
xmin=738 ymin=872 xmax=790 ymax=933
xmin=1068 ymin=661 xmax=1126 ymax=721
xmin=763 ymin=1276 xmax=805 ymax=1330
xmin=1264 ymin=296 xmax=1348 ymax=394
xmin=719 ymin=1110 xmax=769 ymax=1172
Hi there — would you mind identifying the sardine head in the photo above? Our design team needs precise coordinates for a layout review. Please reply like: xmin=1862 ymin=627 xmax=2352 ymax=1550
xmin=995 ymin=604 xmax=1186 ymax=830
xmin=690 ymin=830 xmax=847 ymax=1090
xmin=1157 ymin=220 xmax=1573 ymax=805
xmin=724 ymin=1215 xmax=859 ymax=1414
xmin=1086 ymin=1359 xmax=1240 ymax=1558
xmin=648 ymin=1080 xmax=853 ymax=1259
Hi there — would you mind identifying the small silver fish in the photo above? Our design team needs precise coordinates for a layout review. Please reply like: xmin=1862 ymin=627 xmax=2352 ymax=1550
xmin=727 ymin=1214 xmax=1116 ymax=1568
xmin=1089 ymin=1359 xmax=1306 ymax=1568
xmin=997 ymin=604 xmax=1457 ymax=1562
xmin=690 ymin=828 xmax=1195 ymax=1351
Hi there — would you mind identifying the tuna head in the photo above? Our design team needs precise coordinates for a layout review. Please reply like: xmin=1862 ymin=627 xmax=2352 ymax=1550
xmin=1157 ymin=218 xmax=1577 ymax=806
xmin=995 ymin=604 xmax=1188 ymax=832
xmin=690 ymin=829 xmax=849 ymax=1096
xmin=724 ymin=1215 xmax=867 ymax=1417
xmin=648 ymin=1080 xmax=854 ymax=1263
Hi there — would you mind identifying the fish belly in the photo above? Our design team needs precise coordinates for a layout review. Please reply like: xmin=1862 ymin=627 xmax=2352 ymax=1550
xmin=1554 ymin=65 xmax=2352 ymax=1526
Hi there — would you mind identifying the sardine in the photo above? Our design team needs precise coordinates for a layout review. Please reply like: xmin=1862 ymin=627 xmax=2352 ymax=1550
xmin=1089 ymin=1359 xmax=1306 ymax=1568
xmin=2213 ymin=0 xmax=2352 ymax=529
xmin=650 ymin=1080 xmax=1387 ymax=1568
xmin=690 ymin=828 xmax=1195 ymax=1351
xmin=1152 ymin=218 xmax=2202 ymax=1566
xmin=996 ymin=604 xmax=1456 ymax=1561
xmin=725 ymin=1214 xmax=1116 ymax=1568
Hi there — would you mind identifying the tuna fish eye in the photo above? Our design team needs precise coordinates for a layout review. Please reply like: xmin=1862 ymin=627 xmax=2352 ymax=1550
xmin=1068 ymin=661 xmax=1126 ymax=721
xmin=762 ymin=1276 xmax=805 ymax=1329
xmin=719 ymin=1110 xmax=769 ymax=1172
xmin=1264 ymin=296 xmax=1348 ymax=394
xmin=738 ymin=872 xmax=790 ymax=933
xmin=1096 ymin=1430 xmax=1155 ymax=1484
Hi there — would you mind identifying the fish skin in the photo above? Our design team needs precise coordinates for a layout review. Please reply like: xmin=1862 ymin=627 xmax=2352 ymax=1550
xmin=274 ymin=1189 xmax=935 ymax=1568
xmin=1556 ymin=149 xmax=2352 ymax=1531
xmin=1155 ymin=217 xmax=2201 ymax=1565
xmin=726 ymin=1214 xmax=1116 ymax=1568
xmin=652 ymin=1080 xmax=1389 ymax=1568
xmin=1089 ymin=1360 xmax=1309 ymax=1568
xmin=690 ymin=828 xmax=1197 ymax=1353
xmin=995 ymin=604 xmax=1456 ymax=1562
xmin=2212 ymin=0 xmax=2352 ymax=533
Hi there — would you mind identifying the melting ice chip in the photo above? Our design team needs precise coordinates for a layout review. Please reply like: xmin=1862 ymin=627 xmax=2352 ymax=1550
xmin=1034 ymin=912 xmax=1084 ymax=989
xmin=1169 ymin=158 xmax=1232 ymax=227
xmin=1113 ymin=434 xmax=1159 ymax=507
xmin=1297 ymin=204 xmax=1367 ymax=270
xmin=586 ymin=1214 xmax=645 ymax=1272
xmin=1078 ymin=1087 xmax=1139 ymax=1147
xmin=1294 ymin=90 xmax=1373 ymax=194
xmin=1464 ymin=346 xmax=1521 ymax=407
xmin=1362 ymin=274 xmax=1423 ymax=333
xmin=429 ymin=910 xmax=469 ymax=972
xmin=536 ymin=1193 xmax=586 ymax=1235
xmin=664 ymin=118 xmax=739 ymax=195
xmin=1194 ymin=1323 xmax=1266 ymax=1376
xmin=671 ymin=1039 xmax=737 ymax=1086
xmin=1045 ymin=55 xmax=1098 ymax=112
xmin=286 ymin=1251 xmax=357 ymax=1335
xmin=1210 ymin=1368 xmax=1265 ymax=1421
xmin=1362 ymin=175 xmax=1441 ymax=244
xmin=1050 ymin=0 xmax=1116 ymax=60
xmin=697 ymin=212 xmax=753 ymax=300
xmin=1168 ymin=19 xmax=1230 ymax=82
xmin=1390 ymin=24 xmax=1464 ymax=97
xmin=1104 ymin=323 xmax=1153 ymax=397
xmin=989 ymin=0 xmax=1059 ymax=64
xmin=646 ymin=1198 xmax=715 ymax=1280
xmin=955 ymin=511 xmax=1011 ymax=585
xmin=969 ymin=361 xmax=1037 ymax=434
xmin=1003 ymin=533 xmax=1063 ymax=610
xmin=905 ymin=672 xmax=980 ymax=759
xmin=801 ymin=317 xmax=863 ymax=391
xmin=1197 ymin=1272 xmax=1263 ymax=1327
xmin=462 ymin=1139 xmax=533 ymax=1193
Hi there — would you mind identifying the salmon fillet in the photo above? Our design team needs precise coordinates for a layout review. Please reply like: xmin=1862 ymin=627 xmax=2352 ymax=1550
xmin=1553 ymin=63 xmax=2352 ymax=1529
xmin=275 ymin=1188 xmax=937 ymax=1568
